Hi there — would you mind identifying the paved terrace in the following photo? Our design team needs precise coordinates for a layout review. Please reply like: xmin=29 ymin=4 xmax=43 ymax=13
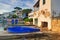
xmin=0 ymin=31 xmax=60 ymax=40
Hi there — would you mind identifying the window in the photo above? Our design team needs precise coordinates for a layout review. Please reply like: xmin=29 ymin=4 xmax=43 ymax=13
xmin=43 ymin=0 xmax=45 ymax=5
xmin=35 ymin=18 xmax=38 ymax=25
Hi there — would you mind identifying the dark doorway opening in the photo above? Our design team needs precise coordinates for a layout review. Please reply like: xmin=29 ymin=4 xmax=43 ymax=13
xmin=41 ymin=22 xmax=48 ymax=27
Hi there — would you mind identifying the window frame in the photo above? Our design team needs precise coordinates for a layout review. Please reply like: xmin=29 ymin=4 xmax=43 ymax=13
xmin=43 ymin=0 xmax=45 ymax=5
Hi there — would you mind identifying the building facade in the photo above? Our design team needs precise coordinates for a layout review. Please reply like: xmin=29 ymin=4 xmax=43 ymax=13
xmin=29 ymin=0 xmax=60 ymax=30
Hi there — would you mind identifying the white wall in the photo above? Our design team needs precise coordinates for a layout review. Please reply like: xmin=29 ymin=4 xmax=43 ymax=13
xmin=28 ymin=12 xmax=34 ymax=19
xmin=39 ymin=0 xmax=51 ymax=12
xmin=38 ymin=0 xmax=51 ymax=30
xmin=38 ymin=14 xmax=51 ymax=30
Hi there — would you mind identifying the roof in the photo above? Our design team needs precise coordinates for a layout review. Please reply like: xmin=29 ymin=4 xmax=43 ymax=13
xmin=33 ymin=0 xmax=40 ymax=7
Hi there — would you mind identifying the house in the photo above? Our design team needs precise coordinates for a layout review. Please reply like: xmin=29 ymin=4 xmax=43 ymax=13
xmin=30 ymin=0 xmax=60 ymax=31
xmin=28 ymin=12 xmax=34 ymax=19
xmin=14 ymin=9 xmax=22 ymax=18
xmin=16 ymin=10 xmax=22 ymax=18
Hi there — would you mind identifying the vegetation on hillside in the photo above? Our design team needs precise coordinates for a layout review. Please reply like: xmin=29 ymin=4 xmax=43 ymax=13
xmin=22 ymin=9 xmax=32 ymax=20
xmin=12 ymin=14 xmax=19 ymax=18
xmin=22 ymin=9 xmax=32 ymax=14
xmin=7 ymin=7 xmax=32 ymax=19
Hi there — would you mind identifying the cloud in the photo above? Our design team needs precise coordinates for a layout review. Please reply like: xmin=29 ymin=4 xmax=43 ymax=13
xmin=21 ymin=1 xmax=34 ymax=9
xmin=0 ymin=0 xmax=38 ymax=14
xmin=0 ymin=3 xmax=11 ymax=10
xmin=33 ymin=0 xmax=38 ymax=2
xmin=0 ymin=9 xmax=9 ymax=14
xmin=0 ymin=3 xmax=12 ymax=14
xmin=25 ymin=1 xmax=33 ymax=7
xmin=10 ymin=0 xmax=18 ymax=4
xmin=18 ymin=0 xmax=38 ymax=9
xmin=23 ymin=0 xmax=38 ymax=9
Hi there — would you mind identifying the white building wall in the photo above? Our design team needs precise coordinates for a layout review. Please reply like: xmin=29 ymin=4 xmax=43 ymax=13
xmin=38 ymin=0 xmax=51 ymax=30
xmin=33 ymin=0 xmax=60 ymax=30
xmin=33 ymin=18 xmax=35 ymax=25
xmin=39 ymin=0 xmax=51 ymax=12
xmin=28 ymin=12 xmax=34 ymax=19
xmin=38 ymin=14 xmax=51 ymax=30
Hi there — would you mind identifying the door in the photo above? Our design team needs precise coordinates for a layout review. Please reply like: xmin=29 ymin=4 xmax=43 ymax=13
xmin=35 ymin=18 xmax=38 ymax=25
xmin=41 ymin=22 xmax=48 ymax=31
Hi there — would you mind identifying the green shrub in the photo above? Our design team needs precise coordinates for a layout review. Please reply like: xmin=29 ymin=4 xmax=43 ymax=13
xmin=24 ymin=18 xmax=33 ymax=22
xmin=24 ymin=18 xmax=30 ymax=22
xmin=12 ymin=14 xmax=19 ymax=18
xmin=29 ymin=18 xmax=33 ymax=22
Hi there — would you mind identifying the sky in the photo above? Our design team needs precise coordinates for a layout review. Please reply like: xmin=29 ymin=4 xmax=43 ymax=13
xmin=0 ymin=0 xmax=38 ymax=14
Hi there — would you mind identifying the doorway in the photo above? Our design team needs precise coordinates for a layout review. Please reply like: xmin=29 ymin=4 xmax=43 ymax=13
xmin=35 ymin=18 xmax=38 ymax=25
xmin=41 ymin=22 xmax=48 ymax=31
xmin=41 ymin=22 xmax=48 ymax=27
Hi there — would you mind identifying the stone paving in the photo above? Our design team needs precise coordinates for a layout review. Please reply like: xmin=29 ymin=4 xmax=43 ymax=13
xmin=0 ymin=31 xmax=60 ymax=40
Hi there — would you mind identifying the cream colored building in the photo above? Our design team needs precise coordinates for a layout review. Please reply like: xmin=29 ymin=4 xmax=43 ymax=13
xmin=29 ymin=0 xmax=60 ymax=30
xmin=28 ymin=12 xmax=34 ymax=19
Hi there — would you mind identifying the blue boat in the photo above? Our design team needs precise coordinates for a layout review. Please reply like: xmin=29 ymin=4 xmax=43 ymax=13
xmin=7 ymin=26 xmax=40 ymax=33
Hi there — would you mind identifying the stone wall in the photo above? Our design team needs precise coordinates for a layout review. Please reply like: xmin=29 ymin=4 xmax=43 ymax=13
xmin=52 ymin=19 xmax=60 ymax=32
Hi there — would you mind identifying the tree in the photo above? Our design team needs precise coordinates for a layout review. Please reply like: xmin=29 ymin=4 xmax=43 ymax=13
xmin=12 ymin=7 xmax=22 ymax=18
xmin=14 ymin=7 xmax=22 ymax=10
xmin=7 ymin=16 xmax=11 ymax=18
xmin=29 ymin=18 xmax=33 ymax=22
xmin=22 ymin=9 xmax=32 ymax=14
xmin=22 ymin=9 xmax=32 ymax=15
xmin=12 ymin=10 xmax=16 ymax=13
xmin=12 ymin=7 xmax=22 ymax=13
xmin=24 ymin=17 xmax=33 ymax=22
xmin=7 ymin=14 xmax=12 ymax=18
xmin=24 ymin=18 xmax=30 ymax=22
xmin=12 ymin=14 xmax=19 ymax=18
xmin=22 ymin=9 xmax=32 ymax=16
